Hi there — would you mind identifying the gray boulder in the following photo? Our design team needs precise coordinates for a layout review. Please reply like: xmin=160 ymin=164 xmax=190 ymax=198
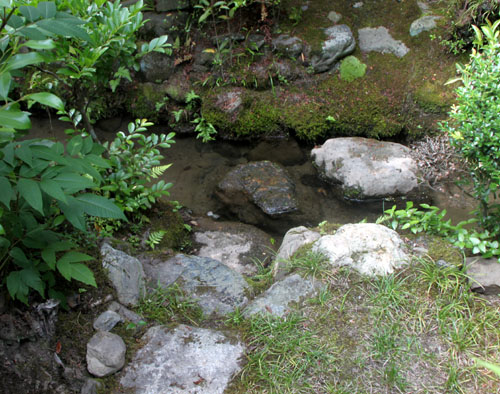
xmin=358 ymin=26 xmax=409 ymax=57
xmin=466 ymin=257 xmax=500 ymax=294
xmin=410 ymin=15 xmax=441 ymax=37
xmin=86 ymin=331 xmax=126 ymax=377
xmin=119 ymin=325 xmax=244 ymax=394
xmin=312 ymin=223 xmax=408 ymax=276
xmin=143 ymin=254 xmax=249 ymax=316
xmin=93 ymin=311 xmax=122 ymax=332
xmin=244 ymin=274 xmax=324 ymax=317
xmin=107 ymin=301 xmax=143 ymax=324
xmin=216 ymin=161 xmax=298 ymax=225
xmin=101 ymin=243 xmax=146 ymax=306
xmin=311 ymin=137 xmax=420 ymax=200
xmin=140 ymin=51 xmax=175 ymax=83
xmin=272 ymin=35 xmax=305 ymax=58
xmin=327 ymin=11 xmax=342 ymax=23
xmin=194 ymin=219 xmax=275 ymax=275
xmin=311 ymin=25 xmax=355 ymax=73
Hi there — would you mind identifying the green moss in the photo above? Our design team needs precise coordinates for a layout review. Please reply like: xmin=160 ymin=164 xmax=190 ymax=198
xmin=414 ymin=81 xmax=454 ymax=113
xmin=426 ymin=235 xmax=463 ymax=266
xmin=148 ymin=202 xmax=191 ymax=251
xmin=127 ymin=82 xmax=167 ymax=122
xmin=340 ymin=56 xmax=367 ymax=82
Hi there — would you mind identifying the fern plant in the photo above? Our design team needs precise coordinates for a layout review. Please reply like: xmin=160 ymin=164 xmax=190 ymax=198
xmin=146 ymin=230 xmax=166 ymax=250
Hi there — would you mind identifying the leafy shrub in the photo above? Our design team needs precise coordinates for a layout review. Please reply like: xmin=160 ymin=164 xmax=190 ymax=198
xmin=440 ymin=20 xmax=500 ymax=233
xmin=340 ymin=56 xmax=367 ymax=82
xmin=101 ymin=119 xmax=175 ymax=217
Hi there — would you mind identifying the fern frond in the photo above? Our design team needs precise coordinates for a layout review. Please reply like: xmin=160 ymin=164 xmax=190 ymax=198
xmin=150 ymin=164 xmax=171 ymax=179
xmin=146 ymin=230 xmax=166 ymax=250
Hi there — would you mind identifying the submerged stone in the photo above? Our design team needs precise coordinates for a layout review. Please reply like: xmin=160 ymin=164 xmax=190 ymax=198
xmin=216 ymin=161 xmax=298 ymax=224
xmin=119 ymin=325 xmax=244 ymax=394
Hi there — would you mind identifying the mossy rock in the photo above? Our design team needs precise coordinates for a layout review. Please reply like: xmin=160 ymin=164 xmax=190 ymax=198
xmin=126 ymin=82 xmax=168 ymax=122
xmin=148 ymin=202 xmax=191 ymax=250
xmin=340 ymin=56 xmax=367 ymax=82
xmin=414 ymin=80 xmax=454 ymax=113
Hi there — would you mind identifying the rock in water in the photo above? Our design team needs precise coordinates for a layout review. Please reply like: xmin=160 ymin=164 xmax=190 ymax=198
xmin=311 ymin=137 xmax=420 ymax=200
xmin=216 ymin=161 xmax=298 ymax=224
xmin=87 ymin=331 xmax=126 ymax=377
xmin=312 ymin=223 xmax=408 ymax=276
xmin=119 ymin=325 xmax=244 ymax=394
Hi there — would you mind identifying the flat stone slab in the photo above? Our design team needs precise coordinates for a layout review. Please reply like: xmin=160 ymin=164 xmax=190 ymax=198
xmin=143 ymin=254 xmax=249 ymax=316
xmin=244 ymin=274 xmax=324 ymax=317
xmin=358 ymin=26 xmax=409 ymax=57
xmin=119 ymin=325 xmax=244 ymax=394
xmin=194 ymin=219 xmax=275 ymax=275
xmin=312 ymin=223 xmax=408 ymax=276
xmin=410 ymin=15 xmax=440 ymax=37
xmin=466 ymin=257 xmax=500 ymax=294
xmin=311 ymin=137 xmax=420 ymax=200
xmin=312 ymin=24 xmax=356 ymax=73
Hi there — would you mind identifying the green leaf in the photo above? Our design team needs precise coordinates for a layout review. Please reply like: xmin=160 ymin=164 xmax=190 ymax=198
xmin=17 ymin=178 xmax=43 ymax=214
xmin=6 ymin=14 xmax=23 ymax=29
xmin=42 ymin=241 xmax=75 ymax=270
xmin=67 ymin=134 xmax=83 ymax=155
xmin=25 ymin=92 xmax=64 ymax=111
xmin=51 ymin=172 xmax=94 ymax=192
xmin=19 ymin=5 xmax=40 ymax=22
xmin=70 ymin=263 xmax=97 ymax=287
xmin=0 ymin=108 xmax=31 ymax=130
xmin=40 ymin=178 xmax=67 ymax=204
xmin=75 ymin=193 xmax=126 ymax=220
xmin=57 ymin=196 xmax=86 ymax=231
xmin=0 ymin=71 xmax=11 ymax=101
xmin=37 ymin=19 xmax=91 ymax=41
xmin=0 ymin=176 xmax=12 ymax=207
xmin=6 ymin=271 xmax=28 ymax=304
xmin=22 ymin=38 xmax=55 ymax=50
xmin=22 ymin=268 xmax=45 ymax=297
xmin=57 ymin=251 xmax=93 ymax=281
xmin=5 ymin=52 xmax=45 ymax=71
xmin=475 ymin=358 xmax=500 ymax=378
xmin=15 ymin=144 xmax=33 ymax=166
xmin=37 ymin=1 xmax=56 ymax=18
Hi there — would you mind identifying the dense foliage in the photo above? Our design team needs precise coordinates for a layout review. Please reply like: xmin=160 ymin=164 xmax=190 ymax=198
xmin=0 ymin=0 xmax=175 ymax=305
xmin=440 ymin=19 xmax=500 ymax=233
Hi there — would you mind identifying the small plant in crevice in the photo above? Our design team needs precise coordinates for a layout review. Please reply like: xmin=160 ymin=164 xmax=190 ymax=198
xmin=287 ymin=250 xmax=330 ymax=279
xmin=146 ymin=230 xmax=166 ymax=250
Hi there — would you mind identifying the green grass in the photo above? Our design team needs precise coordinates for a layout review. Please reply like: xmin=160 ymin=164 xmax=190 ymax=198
xmin=226 ymin=252 xmax=500 ymax=393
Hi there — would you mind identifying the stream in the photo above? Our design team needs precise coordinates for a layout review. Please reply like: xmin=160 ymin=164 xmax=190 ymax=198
xmin=29 ymin=116 xmax=476 ymax=239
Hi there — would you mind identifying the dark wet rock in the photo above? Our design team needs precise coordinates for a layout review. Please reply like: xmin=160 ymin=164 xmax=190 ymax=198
xmin=107 ymin=301 xmax=143 ymax=324
xmin=311 ymin=25 xmax=355 ymax=73
xmin=246 ymin=58 xmax=303 ymax=90
xmin=100 ymin=243 xmax=146 ymax=307
xmin=247 ymin=33 xmax=266 ymax=50
xmin=163 ymin=71 xmax=192 ymax=103
xmin=358 ymin=26 xmax=409 ymax=57
xmin=194 ymin=218 xmax=275 ymax=275
xmin=466 ymin=257 xmax=500 ymax=294
xmin=272 ymin=35 xmax=305 ymax=59
xmin=142 ymin=254 xmax=249 ymax=316
xmin=247 ymin=139 xmax=305 ymax=165
xmin=93 ymin=311 xmax=122 ymax=332
xmin=119 ymin=324 xmax=244 ymax=394
xmin=244 ymin=274 xmax=324 ymax=317
xmin=216 ymin=161 xmax=298 ymax=225
xmin=313 ymin=223 xmax=408 ymax=276
xmin=311 ymin=137 xmax=420 ymax=200
xmin=139 ymin=51 xmax=175 ymax=83
xmin=141 ymin=11 xmax=188 ymax=38
xmin=156 ymin=0 xmax=190 ymax=12
xmin=192 ymin=45 xmax=216 ymax=72
xmin=410 ymin=15 xmax=441 ymax=37
xmin=86 ymin=331 xmax=126 ymax=377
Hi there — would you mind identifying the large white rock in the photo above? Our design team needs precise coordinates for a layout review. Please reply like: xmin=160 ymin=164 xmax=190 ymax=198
xmin=358 ymin=26 xmax=409 ymax=57
xmin=119 ymin=325 xmax=244 ymax=394
xmin=312 ymin=223 xmax=408 ymax=276
xmin=311 ymin=137 xmax=420 ymax=200
xmin=276 ymin=226 xmax=321 ymax=262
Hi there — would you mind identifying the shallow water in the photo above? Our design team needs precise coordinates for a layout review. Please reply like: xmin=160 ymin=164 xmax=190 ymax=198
xmin=28 ymin=117 xmax=476 ymax=238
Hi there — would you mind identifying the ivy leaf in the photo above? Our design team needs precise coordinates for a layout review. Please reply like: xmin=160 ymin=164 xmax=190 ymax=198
xmin=75 ymin=193 xmax=126 ymax=220
xmin=17 ymin=178 xmax=44 ymax=215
